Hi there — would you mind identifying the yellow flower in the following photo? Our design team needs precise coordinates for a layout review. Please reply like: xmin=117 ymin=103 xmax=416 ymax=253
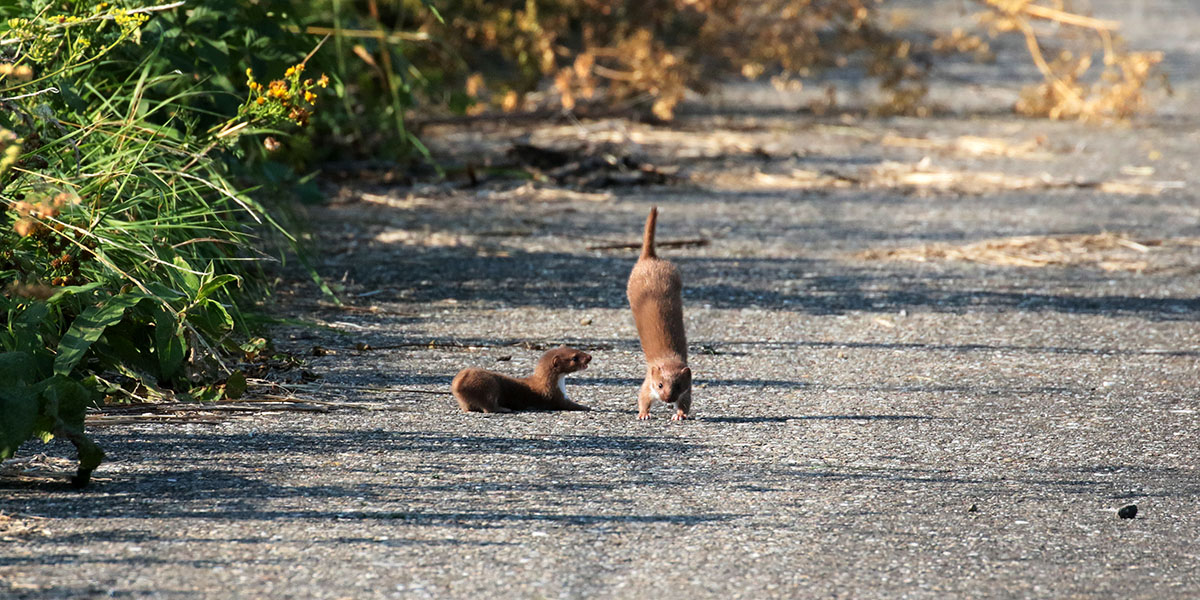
xmin=318 ymin=74 xmax=329 ymax=88
xmin=256 ymin=97 xmax=266 ymax=105
xmin=304 ymin=91 xmax=316 ymax=103
xmin=245 ymin=67 xmax=253 ymax=78
xmin=285 ymin=66 xmax=295 ymax=77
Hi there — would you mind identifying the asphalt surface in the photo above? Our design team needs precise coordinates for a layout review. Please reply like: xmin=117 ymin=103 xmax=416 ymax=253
xmin=3 ymin=3 xmax=1200 ymax=598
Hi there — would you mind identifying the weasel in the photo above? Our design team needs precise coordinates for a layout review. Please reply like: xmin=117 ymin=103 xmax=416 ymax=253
xmin=626 ymin=207 xmax=692 ymax=420
xmin=451 ymin=346 xmax=592 ymax=413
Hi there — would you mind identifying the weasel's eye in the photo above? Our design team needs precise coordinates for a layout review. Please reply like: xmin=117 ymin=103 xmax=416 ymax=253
xmin=657 ymin=382 xmax=664 ymax=389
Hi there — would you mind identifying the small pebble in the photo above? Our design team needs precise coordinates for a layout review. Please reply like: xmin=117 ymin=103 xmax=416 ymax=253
xmin=967 ymin=504 xmax=978 ymax=513
xmin=1117 ymin=504 xmax=1138 ymax=519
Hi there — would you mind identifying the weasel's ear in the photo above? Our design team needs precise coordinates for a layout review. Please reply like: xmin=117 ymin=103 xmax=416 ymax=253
xmin=552 ymin=355 xmax=563 ymax=368
xmin=681 ymin=367 xmax=691 ymax=376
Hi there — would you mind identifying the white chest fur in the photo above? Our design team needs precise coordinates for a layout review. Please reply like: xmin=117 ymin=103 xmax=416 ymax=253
xmin=557 ymin=375 xmax=568 ymax=400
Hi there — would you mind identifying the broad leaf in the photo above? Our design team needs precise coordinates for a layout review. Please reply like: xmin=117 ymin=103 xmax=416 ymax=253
xmin=0 ymin=353 xmax=40 ymax=458
xmin=172 ymin=256 xmax=201 ymax=296
xmin=223 ymin=370 xmax=246 ymax=399
xmin=192 ymin=301 xmax=233 ymax=335
xmin=54 ymin=293 xmax=148 ymax=376
xmin=41 ymin=376 xmax=94 ymax=436
xmin=154 ymin=308 xmax=186 ymax=380
xmin=10 ymin=302 xmax=49 ymax=354
xmin=0 ymin=350 xmax=39 ymax=385
xmin=196 ymin=273 xmax=239 ymax=304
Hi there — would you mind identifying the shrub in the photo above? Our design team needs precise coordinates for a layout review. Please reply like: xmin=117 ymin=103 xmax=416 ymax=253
xmin=0 ymin=1 xmax=332 ymax=484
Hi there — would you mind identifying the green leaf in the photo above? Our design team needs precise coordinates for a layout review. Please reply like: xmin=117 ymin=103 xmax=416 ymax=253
xmin=10 ymin=302 xmax=49 ymax=355
xmin=54 ymin=293 xmax=149 ymax=376
xmin=194 ymin=37 xmax=230 ymax=71
xmin=239 ymin=337 xmax=268 ymax=354
xmin=36 ymin=376 xmax=103 ymax=487
xmin=184 ymin=385 xmax=224 ymax=403
xmin=173 ymin=256 xmax=201 ymax=295
xmin=415 ymin=0 xmax=444 ymax=24
xmin=0 ymin=386 xmax=38 ymax=460
xmin=47 ymin=281 xmax=103 ymax=303
xmin=154 ymin=308 xmax=186 ymax=381
xmin=100 ymin=333 xmax=158 ymax=379
xmin=145 ymin=281 xmax=188 ymax=304
xmin=0 ymin=351 xmax=38 ymax=386
xmin=41 ymin=375 xmax=93 ymax=434
xmin=224 ymin=371 xmax=246 ymax=399
xmin=196 ymin=273 xmax=239 ymax=304
xmin=186 ymin=5 xmax=222 ymax=25
xmin=0 ymin=353 xmax=40 ymax=459
xmin=192 ymin=301 xmax=233 ymax=335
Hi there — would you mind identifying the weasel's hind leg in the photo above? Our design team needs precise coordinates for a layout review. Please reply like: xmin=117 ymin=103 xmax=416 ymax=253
xmin=451 ymin=369 xmax=510 ymax=413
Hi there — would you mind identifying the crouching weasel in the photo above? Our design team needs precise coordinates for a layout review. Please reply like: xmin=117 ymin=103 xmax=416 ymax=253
xmin=626 ymin=207 xmax=692 ymax=420
xmin=451 ymin=346 xmax=592 ymax=413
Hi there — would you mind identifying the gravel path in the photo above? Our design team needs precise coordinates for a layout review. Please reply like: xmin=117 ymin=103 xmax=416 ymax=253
xmin=4 ymin=4 xmax=1200 ymax=598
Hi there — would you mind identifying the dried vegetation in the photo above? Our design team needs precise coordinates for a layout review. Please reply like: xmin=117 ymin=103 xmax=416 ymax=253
xmin=401 ymin=0 xmax=1164 ymax=121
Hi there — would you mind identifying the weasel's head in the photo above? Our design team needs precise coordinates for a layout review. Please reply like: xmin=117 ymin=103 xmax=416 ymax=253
xmin=649 ymin=360 xmax=691 ymax=404
xmin=545 ymin=346 xmax=592 ymax=375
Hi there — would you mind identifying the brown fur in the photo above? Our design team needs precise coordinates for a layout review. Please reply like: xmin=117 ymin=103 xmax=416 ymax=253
xmin=626 ymin=207 xmax=692 ymax=420
xmin=450 ymin=346 xmax=592 ymax=413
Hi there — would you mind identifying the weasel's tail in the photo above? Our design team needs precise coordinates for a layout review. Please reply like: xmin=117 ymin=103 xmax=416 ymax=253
xmin=640 ymin=206 xmax=658 ymax=259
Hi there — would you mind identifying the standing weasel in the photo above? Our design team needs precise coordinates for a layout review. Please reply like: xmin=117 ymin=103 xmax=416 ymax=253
xmin=627 ymin=207 xmax=692 ymax=420
xmin=451 ymin=346 xmax=592 ymax=413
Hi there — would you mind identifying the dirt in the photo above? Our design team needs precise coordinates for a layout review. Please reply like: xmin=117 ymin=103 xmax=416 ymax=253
xmin=4 ymin=2 xmax=1200 ymax=598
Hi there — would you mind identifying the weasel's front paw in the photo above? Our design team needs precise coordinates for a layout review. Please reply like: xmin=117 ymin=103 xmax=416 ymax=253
xmin=637 ymin=412 xmax=652 ymax=420
xmin=671 ymin=412 xmax=688 ymax=421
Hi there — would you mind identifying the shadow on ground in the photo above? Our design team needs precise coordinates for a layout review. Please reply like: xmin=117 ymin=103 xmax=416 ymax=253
xmin=323 ymin=241 xmax=1200 ymax=319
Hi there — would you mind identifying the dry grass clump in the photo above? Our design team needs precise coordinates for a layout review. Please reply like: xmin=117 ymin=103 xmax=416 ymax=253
xmin=858 ymin=233 xmax=1200 ymax=273
xmin=976 ymin=0 xmax=1164 ymax=120
xmin=432 ymin=0 xmax=927 ymax=120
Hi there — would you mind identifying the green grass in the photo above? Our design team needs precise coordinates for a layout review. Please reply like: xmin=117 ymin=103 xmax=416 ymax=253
xmin=0 ymin=1 xmax=335 ymax=484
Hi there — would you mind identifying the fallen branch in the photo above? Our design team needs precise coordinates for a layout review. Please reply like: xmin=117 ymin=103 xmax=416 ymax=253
xmin=247 ymin=379 xmax=449 ymax=396
xmin=587 ymin=238 xmax=710 ymax=251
